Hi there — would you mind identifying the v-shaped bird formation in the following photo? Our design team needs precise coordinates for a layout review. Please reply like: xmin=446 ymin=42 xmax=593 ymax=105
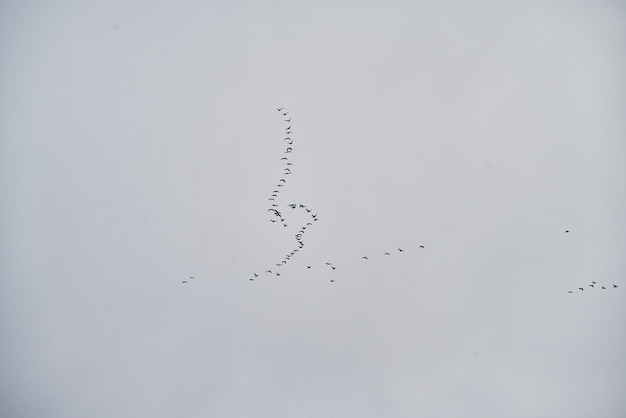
xmin=182 ymin=111 xmax=621 ymax=292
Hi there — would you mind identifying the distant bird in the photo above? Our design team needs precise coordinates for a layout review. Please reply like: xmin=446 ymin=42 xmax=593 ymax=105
xmin=266 ymin=270 xmax=272 ymax=273
xmin=602 ymin=286 xmax=606 ymax=289
xmin=579 ymin=288 xmax=584 ymax=291
xmin=277 ymin=108 xmax=284 ymax=111
xmin=306 ymin=222 xmax=312 ymax=226
xmin=614 ymin=284 xmax=618 ymax=288
xmin=182 ymin=281 xmax=188 ymax=284
xmin=288 ymin=204 xmax=296 ymax=208
xmin=249 ymin=278 xmax=254 ymax=281
xmin=362 ymin=256 xmax=368 ymax=260
xmin=565 ymin=230 xmax=570 ymax=233
xmin=270 ymin=219 xmax=276 ymax=222
xmin=286 ymin=126 xmax=291 ymax=130
xmin=384 ymin=252 xmax=390 ymax=256
xmin=284 ymin=117 xmax=291 ymax=122
xmin=306 ymin=209 xmax=312 ymax=213
xmin=286 ymin=147 xmax=293 ymax=152
xmin=592 ymin=281 xmax=596 ymax=284
xmin=276 ymin=273 xmax=281 ymax=276
xmin=280 ymin=179 xmax=286 ymax=182
xmin=254 ymin=273 xmax=258 ymax=277
xmin=307 ymin=266 xmax=311 ymax=269
xmin=330 ymin=280 xmax=335 ymax=283
xmin=398 ymin=248 xmax=405 ymax=252
xmin=331 ymin=266 xmax=336 ymax=270
xmin=283 ymin=224 xmax=288 ymax=227
xmin=282 ymin=113 xmax=288 ymax=116
xmin=589 ymin=284 xmax=594 ymax=287
xmin=268 ymin=198 xmax=275 ymax=201
xmin=568 ymin=291 xmax=573 ymax=293
xmin=419 ymin=245 xmax=425 ymax=249
xmin=189 ymin=276 xmax=195 ymax=279
xmin=299 ymin=204 xmax=306 ymax=208
xmin=281 ymin=157 xmax=288 ymax=160
xmin=325 ymin=262 xmax=333 ymax=265
xmin=286 ymin=162 xmax=293 ymax=165
xmin=277 ymin=184 xmax=284 ymax=187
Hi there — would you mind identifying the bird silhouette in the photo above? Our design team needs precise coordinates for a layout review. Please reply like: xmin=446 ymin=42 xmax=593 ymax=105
xmin=384 ymin=252 xmax=390 ymax=256
xmin=398 ymin=248 xmax=405 ymax=252
xmin=277 ymin=108 xmax=284 ymax=111
xmin=266 ymin=270 xmax=272 ymax=273
xmin=182 ymin=281 xmax=188 ymax=284
xmin=330 ymin=280 xmax=335 ymax=283
xmin=579 ymin=288 xmax=584 ymax=291
xmin=568 ymin=291 xmax=573 ymax=293
xmin=362 ymin=256 xmax=368 ymax=260
xmin=565 ymin=230 xmax=570 ymax=233
xmin=602 ymin=286 xmax=606 ymax=289
xmin=307 ymin=266 xmax=311 ymax=269
xmin=614 ymin=284 xmax=618 ymax=288
xmin=419 ymin=245 xmax=425 ymax=249
xmin=254 ymin=273 xmax=258 ymax=277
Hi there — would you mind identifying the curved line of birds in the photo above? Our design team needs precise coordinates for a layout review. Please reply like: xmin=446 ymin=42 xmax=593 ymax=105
xmin=568 ymin=282 xmax=618 ymax=293
xmin=246 ymin=107 xmax=428 ymax=283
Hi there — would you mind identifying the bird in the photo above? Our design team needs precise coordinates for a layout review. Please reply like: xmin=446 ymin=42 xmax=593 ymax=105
xmin=565 ymin=230 xmax=570 ymax=233
xmin=284 ymin=118 xmax=291 ymax=122
xmin=270 ymin=219 xmax=276 ymax=222
xmin=331 ymin=266 xmax=336 ymax=270
xmin=325 ymin=262 xmax=333 ymax=265
xmin=398 ymin=248 xmax=405 ymax=252
xmin=330 ymin=280 xmax=335 ymax=283
xmin=602 ymin=286 xmax=606 ymax=289
xmin=589 ymin=284 xmax=594 ymax=287
xmin=592 ymin=281 xmax=596 ymax=284
xmin=384 ymin=252 xmax=390 ymax=256
xmin=613 ymin=284 xmax=618 ymax=288
xmin=280 ymin=179 xmax=286 ymax=182
xmin=568 ymin=291 xmax=573 ymax=293
xmin=286 ymin=126 xmax=291 ymax=130
xmin=306 ymin=209 xmax=312 ymax=213
xmin=579 ymin=288 xmax=584 ymax=291
xmin=288 ymin=204 xmax=296 ymax=208
xmin=249 ymin=278 xmax=254 ymax=281
xmin=282 ymin=113 xmax=288 ymax=116
xmin=419 ymin=245 xmax=425 ymax=249
xmin=277 ymin=184 xmax=284 ymax=187
xmin=277 ymin=108 xmax=284 ymax=111
xmin=254 ymin=273 xmax=258 ymax=277
xmin=276 ymin=273 xmax=281 ymax=276
xmin=299 ymin=204 xmax=306 ymax=208
xmin=182 ymin=281 xmax=188 ymax=284
xmin=307 ymin=266 xmax=311 ymax=269
xmin=362 ymin=256 xmax=368 ymax=260
xmin=266 ymin=270 xmax=272 ymax=274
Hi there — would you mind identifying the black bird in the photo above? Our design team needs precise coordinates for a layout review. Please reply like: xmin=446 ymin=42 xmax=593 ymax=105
xmin=613 ymin=284 xmax=618 ymax=288
xmin=325 ymin=262 xmax=333 ymax=265
xmin=281 ymin=157 xmax=288 ymax=160
xmin=282 ymin=113 xmax=288 ymax=116
xmin=398 ymin=248 xmax=405 ymax=252
xmin=286 ymin=126 xmax=291 ymax=130
xmin=331 ymin=266 xmax=336 ymax=270
xmin=284 ymin=118 xmax=291 ymax=122
xmin=276 ymin=273 xmax=281 ymax=276
xmin=306 ymin=222 xmax=312 ymax=226
xmin=286 ymin=147 xmax=293 ymax=152
xmin=592 ymin=281 xmax=596 ymax=284
xmin=565 ymin=230 xmax=570 ymax=233
xmin=362 ymin=256 xmax=368 ymax=260
xmin=579 ymin=288 xmax=584 ymax=291
xmin=268 ymin=198 xmax=275 ymax=201
xmin=254 ymin=273 xmax=258 ymax=277
xmin=299 ymin=204 xmax=306 ymax=208
xmin=270 ymin=219 xmax=276 ymax=222
xmin=306 ymin=209 xmax=312 ymax=213
xmin=330 ymin=280 xmax=335 ymax=283
xmin=287 ymin=162 xmax=293 ymax=165
xmin=288 ymin=204 xmax=296 ymax=208
xmin=277 ymin=108 xmax=284 ymax=111
xmin=589 ymin=284 xmax=594 ymax=287
xmin=280 ymin=179 xmax=286 ymax=182
xmin=307 ymin=266 xmax=311 ymax=269
xmin=568 ymin=291 xmax=573 ymax=293
xmin=182 ymin=280 xmax=188 ymax=284
xmin=249 ymin=278 xmax=254 ymax=281
xmin=266 ymin=270 xmax=272 ymax=273
xmin=419 ymin=245 xmax=425 ymax=249
xmin=602 ymin=286 xmax=606 ymax=289
xmin=189 ymin=276 xmax=195 ymax=279
xmin=384 ymin=252 xmax=390 ymax=256
xmin=283 ymin=224 xmax=288 ymax=227
xmin=277 ymin=184 xmax=284 ymax=187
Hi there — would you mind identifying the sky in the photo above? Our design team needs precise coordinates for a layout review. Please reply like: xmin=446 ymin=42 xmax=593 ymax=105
xmin=1 ymin=1 xmax=625 ymax=417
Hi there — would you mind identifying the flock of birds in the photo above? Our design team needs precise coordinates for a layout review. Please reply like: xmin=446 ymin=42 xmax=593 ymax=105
xmin=181 ymin=109 xmax=621 ymax=293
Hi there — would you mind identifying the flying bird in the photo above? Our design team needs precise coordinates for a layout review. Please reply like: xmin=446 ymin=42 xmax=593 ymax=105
xmin=565 ymin=230 xmax=570 ymax=233
xmin=579 ymin=288 xmax=584 ymax=291
xmin=330 ymin=280 xmax=335 ymax=283
xmin=384 ymin=252 xmax=390 ymax=256
xmin=419 ymin=245 xmax=425 ymax=249
xmin=254 ymin=273 xmax=258 ymax=277
xmin=307 ymin=266 xmax=311 ymax=269
xmin=398 ymin=248 xmax=405 ymax=252
xmin=325 ymin=262 xmax=333 ymax=265
xmin=568 ymin=291 xmax=573 ymax=293
xmin=277 ymin=108 xmax=284 ymax=111
xmin=614 ymin=284 xmax=618 ymax=288
xmin=266 ymin=270 xmax=272 ymax=273
xmin=182 ymin=281 xmax=188 ymax=284
xmin=602 ymin=286 xmax=606 ymax=289
xmin=362 ymin=256 xmax=368 ymax=260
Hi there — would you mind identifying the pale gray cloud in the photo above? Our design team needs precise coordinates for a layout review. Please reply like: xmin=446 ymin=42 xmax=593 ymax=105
xmin=1 ymin=1 xmax=625 ymax=417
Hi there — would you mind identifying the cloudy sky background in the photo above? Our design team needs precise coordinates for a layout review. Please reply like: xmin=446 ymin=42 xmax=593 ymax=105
xmin=1 ymin=1 xmax=625 ymax=417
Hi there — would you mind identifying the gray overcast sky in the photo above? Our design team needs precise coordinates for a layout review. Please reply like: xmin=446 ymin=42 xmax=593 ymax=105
xmin=1 ymin=1 xmax=625 ymax=417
